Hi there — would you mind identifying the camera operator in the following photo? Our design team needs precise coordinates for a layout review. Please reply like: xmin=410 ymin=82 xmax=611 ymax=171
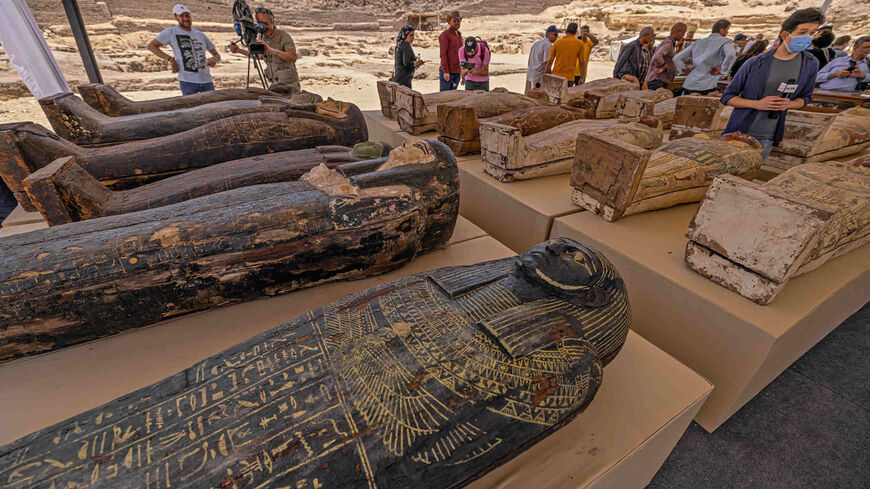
xmin=228 ymin=7 xmax=300 ymax=94
xmin=393 ymin=25 xmax=425 ymax=89
xmin=148 ymin=4 xmax=221 ymax=95
xmin=460 ymin=37 xmax=490 ymax=91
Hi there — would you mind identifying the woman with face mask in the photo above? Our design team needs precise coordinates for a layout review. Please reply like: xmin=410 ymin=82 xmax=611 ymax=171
xmin=720 ymin=8 xmax=825 ymax=161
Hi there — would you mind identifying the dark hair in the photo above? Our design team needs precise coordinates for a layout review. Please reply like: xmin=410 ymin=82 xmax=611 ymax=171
xmin=566 ymin=22 xmax=578 ymax=34
xmin=254 ymin=6 xmax=274 ymax=21
xmin=812 ymin=30 xmax=835 ymax=48
xmin=781 ymin=8 xmax=825 ymax=33
xmin=742 ymin=39 xmax=767 ymax=58
xmin=580 ymin=25 xmax=590 ymax=30
xmin=712 ymin=19 xmax=731 ymax=34
xmin=639 ymin=26 xmax=654 ymax=38
xmin=834 ymin=35 xmax=852 ymax=47
xmin=855 ymin=36 xmax=870 ymax=50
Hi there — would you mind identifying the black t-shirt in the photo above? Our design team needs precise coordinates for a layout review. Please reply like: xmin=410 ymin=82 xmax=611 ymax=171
xmin=394 ymin=42 xmax=416 ymax=88
xmin=808 ymin=47 xmax=836 ymax=69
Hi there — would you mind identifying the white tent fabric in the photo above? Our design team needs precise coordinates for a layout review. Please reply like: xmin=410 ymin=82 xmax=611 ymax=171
xmin=609 ymin=35 xmax=638 ymax=62
xmin=0 ymin=0 xmax=71 ymax=99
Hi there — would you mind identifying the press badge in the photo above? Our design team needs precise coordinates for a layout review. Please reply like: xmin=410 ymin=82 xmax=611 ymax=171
xmin=777 ymin=82 xmax=799 ymax=94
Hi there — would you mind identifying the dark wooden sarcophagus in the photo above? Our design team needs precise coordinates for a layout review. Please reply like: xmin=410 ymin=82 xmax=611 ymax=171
xmin=77 ymin=83 xmax=323 ymax=116
xmin=0 ymin=140 xmax=458 ymax=362
xmin=24 ymin=143 xmax=390 ymax=226
xmin=0 ymin=100 xmax=367 ymax=211
xmin=0 ymin=238 xmax=630 ymax=488
xmin=39 ymin=92 xmax=338 ymax=145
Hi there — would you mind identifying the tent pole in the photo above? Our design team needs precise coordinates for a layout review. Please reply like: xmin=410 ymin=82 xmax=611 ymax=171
xmin=61 ymin=0 xmax=103 ymax=83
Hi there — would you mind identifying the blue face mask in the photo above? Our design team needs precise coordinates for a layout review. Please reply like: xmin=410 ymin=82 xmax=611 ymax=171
xmin=785 ymin=33 xmax=813 ymax=53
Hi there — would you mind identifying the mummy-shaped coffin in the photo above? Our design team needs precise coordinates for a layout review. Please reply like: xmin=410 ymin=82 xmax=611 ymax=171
xmin=375 ymin=81 xmax=476 ymax=134
xmin=39 ymin=92 xmax=341 ymax=145
xmin=572 ymin=133 xmax=763 ymax=221
xmin=0 ymin=238 xmax=630 ymax=488
xmin=767 ymin=107 xmax=870 ymax=170
xmin=437 ymin=89 xmax=545 ymax=155
xmin=23 ymin=143 xmax=389 ymax=225
xmin=617 ymin=89 xmax=676 ymax=127
xmin=539 ymin=75 xmax=637 ymax=118
xmin=686 ymin=159 xmax=870 ymax=304
xmin=668 ymin=95 xmax=730 ymax=140
xmin=481 ymin=115 xmax=662 ymax=182
xmin=0 ymin=100 xmax=367 ymax=211
xmin=78 ymin=83 xmax=290 ymax=116
xmin=0 ymin=140 xmax=458 ymax=362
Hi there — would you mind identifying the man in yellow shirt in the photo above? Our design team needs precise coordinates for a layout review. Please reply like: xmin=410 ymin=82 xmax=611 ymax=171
xmin=547 ymin=23 xmax=585 ymax=86
xmin=573 ymin=25 xmax=599 ymax=85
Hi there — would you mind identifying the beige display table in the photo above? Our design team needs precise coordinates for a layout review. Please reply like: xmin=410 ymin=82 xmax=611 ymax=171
xmin=550 ymin=204 xmax=870 ymax=431
xmin=363 ymin=110 xmax=439 ymax=148
xmin=458 ymin=158 xmax=581 ymax=253
xmin=1 ymin=205 xmax=43 ymax=228
xmin=0 ymin=219 xmax=711 ymax=488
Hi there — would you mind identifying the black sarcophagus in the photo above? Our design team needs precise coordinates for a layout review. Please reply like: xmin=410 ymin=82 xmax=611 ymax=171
xmin=0 ymin=99 xmax=367 ymax=211
xmin=0 ymin=140 xmax=458 ymax=362
xmin=0 ymin=238 xmax=630 ymax=488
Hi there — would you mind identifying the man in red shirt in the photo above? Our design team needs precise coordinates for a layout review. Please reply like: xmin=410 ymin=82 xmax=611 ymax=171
xmin=439 ymin=11 xmax=463 ymax=91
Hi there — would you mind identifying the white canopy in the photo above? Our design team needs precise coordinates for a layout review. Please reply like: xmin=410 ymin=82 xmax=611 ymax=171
xmin=0 ymin=0 xmax=71 ymax=99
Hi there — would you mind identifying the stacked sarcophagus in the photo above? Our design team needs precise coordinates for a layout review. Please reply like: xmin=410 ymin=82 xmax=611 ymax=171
xmin=572 ymin=133 xmax=763 ymax=221
xmin=766 ymin=107 xmax=870 ymax=171
xmin=437 ymin=89 xmax=546 ymax=155
xmin=539 ymin=75 xmax=638 ymax=118
xmin=686 ymin=158 xmax=870 ymax=304
xmin=0 ymin=139 xmax=459 ymax=362
xmin=0 ymin=100 xmax=367 ymax=211
xmin=376 ymin=80 xmax=478 ymax=134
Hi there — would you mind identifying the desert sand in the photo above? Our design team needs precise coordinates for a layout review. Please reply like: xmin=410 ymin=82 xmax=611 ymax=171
xmin=1 ymin=0 xmax=867 ymax=127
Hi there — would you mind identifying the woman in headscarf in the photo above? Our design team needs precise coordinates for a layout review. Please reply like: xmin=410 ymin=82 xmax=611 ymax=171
xmin=393 ymin=24 xmax=424 ymax=88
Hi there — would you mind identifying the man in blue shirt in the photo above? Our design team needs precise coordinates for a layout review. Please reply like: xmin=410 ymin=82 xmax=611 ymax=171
xmin=816 ymin=36 xmax=870 ymax=91
xmin=721 ymin=8 xmax=824 ymax=160
xmin=674 ymin=19 xmax=736 ymax=95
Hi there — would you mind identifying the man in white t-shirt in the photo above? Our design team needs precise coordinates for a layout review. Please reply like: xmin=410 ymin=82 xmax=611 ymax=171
xmin=147 ymin=4 xmax=221 ymax=95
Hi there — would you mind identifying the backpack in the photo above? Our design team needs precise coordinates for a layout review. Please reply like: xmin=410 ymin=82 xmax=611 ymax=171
xmin=461 ymin=37 xmax=490 ymax=64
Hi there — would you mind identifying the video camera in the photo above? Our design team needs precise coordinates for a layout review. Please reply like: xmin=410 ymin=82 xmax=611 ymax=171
xmin=232 ymin=0 xmax=267 ymax=53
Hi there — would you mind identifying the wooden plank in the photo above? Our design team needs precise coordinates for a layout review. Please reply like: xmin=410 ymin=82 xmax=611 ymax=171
xmin=376 ymin=80 xmax=399 ymax=119
xmin=394 ymin=85 xmax=475 ymax=135
xmin=686 ymin=161 xmax=870 ymax=304
xmin=0 ymin=238 xmax=631 ymax=489
xmin=0 ymin=100 xmax=368 ymax=211
xmin=39 ymin=92 xmax=321 ymax=145
xmin=572 ymin=133 xmax=763 ymax=221
xmin=0 ymin=140 xmax=460 ymax=363
xmin=617 ymin=89 xmax=674 ymax=121
xmin=437 ymin=90 xmax=543 ymax=155
xmin=77 ymin=83 xmax=289 ymax=116
xmin=482 ymin=117 xmax=662 ymax=182
xmin=22 ymin=145 xmax=384 ymax=225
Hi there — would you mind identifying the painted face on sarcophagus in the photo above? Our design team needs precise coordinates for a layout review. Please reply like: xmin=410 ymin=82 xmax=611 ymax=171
xmin=516 ymin=238 xmax=616 ymax=304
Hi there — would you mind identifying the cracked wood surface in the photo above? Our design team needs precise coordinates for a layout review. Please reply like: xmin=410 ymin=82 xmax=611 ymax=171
xmin=436 ymin=89 xmax=544 ymax=156
xmin=571 ymin=133 xmax=762 ymax=221
xmin=22 ymin=145 xmax=386 ymax=226
xmin=40 ymin=92 xmax=322 ymax=145
xmin=0 ymin=140 xmax=458 ymax=363
xmin=686 ymin=160 xmax=870 ymax=304
xmin=0 ymin=238 xmax=629 ymax=489
xmin=77 ymin=83 xmax=290 ymax=116
xmin=481 ymin=116 xmax=662 ymax=182
xmin=0 ymin=100 xmax=367 ymax=211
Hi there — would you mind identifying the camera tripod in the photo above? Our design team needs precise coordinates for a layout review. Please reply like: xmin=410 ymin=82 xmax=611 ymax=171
xmin=245 ymin=47 xmax=269 ymax=90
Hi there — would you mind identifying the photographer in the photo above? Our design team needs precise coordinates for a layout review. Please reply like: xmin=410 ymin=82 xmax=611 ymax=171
xmin=460 ymin=37 xmax=490 ymax=91
xmin=816 ymin=36 xmax=870 ymax=92
xmin=393 ymin=25 xmax=424 ymax=89
xmin=148 ymin=4 xmax=221 ymax=95
xmin=228 ymin=7 xmax=300 ymax=94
